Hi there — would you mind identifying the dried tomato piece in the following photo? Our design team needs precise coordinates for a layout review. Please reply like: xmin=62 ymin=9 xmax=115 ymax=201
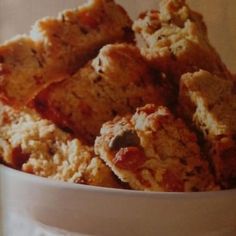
xmin=11 ymin=146 xmax=30 ymax=169
xmin=113 ymin=147 xmax=146 ymax=171
xmin=162 ymin=169 xmax=184 ymax=192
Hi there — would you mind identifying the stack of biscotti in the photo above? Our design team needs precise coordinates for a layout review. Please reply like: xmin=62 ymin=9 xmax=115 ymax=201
xmin=0 ymin=0 xmax=134 ymax=106
xmin=132 ymin=0 xmax=235 ymax=188
xmin=33 ymin=43 xmax=169 ymax=144
xmin=0 ymin=0 xmax=134 ymax=188
xmin=0 ymin=0 xmax=235 ymax=191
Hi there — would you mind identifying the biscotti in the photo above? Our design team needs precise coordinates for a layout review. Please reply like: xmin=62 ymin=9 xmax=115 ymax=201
xmin=31 ymin=0 xmax=134 ymax=74
xmin=0 ymin=101 xmax=121 ymax=188
xmin=179 ymin=70 xmax=236 ymax=188
xmin=133 ymin=0 xmax=231 ymax=85
xmin=95 ymin=104 xmax=217 ymax=191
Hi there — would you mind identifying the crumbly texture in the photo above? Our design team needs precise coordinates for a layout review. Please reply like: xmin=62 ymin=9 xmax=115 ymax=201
xmin=133 ymin=0 xmax=231 ymax=84
xmin=179 ymin=70 xmax=236 ymax=188
xmin=0 ymin=36 xmax=66 ymax=106
xmin=33 ymin=44 xmax=168 ymax=144
xmin=0 ymin=102 xmax=121 ymax=188
xmin=95 ymin=104 xmax=217 ymax=192
xmin=31 ymin=0 xmax=134 ymax=74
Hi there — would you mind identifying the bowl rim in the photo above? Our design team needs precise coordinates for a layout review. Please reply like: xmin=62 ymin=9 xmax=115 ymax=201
xmin=1 ymin=164 xmax=236 ymax=199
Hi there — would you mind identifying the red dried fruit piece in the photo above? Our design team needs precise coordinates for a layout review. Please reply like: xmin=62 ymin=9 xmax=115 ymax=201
xmin=220 ymin=146 xmax=236 ymax=183
xmin=162 ymin=169 xmax=184 ymax=192
xmin=113 ymin=147 xmax=146 ymax=171
xmin=11 ymin=146 xmax=30 ymax=169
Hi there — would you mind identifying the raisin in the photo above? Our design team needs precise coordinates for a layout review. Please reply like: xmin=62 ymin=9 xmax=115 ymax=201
xmin=109 ymin=130 xmax=140 ymax=150
xmin=194 ymin=166 xmax=203 ymax=174
xmin=179 ymin=158 xmax=187 ymax=166
xmin=0 ymin=55 xmax=5 ymax=63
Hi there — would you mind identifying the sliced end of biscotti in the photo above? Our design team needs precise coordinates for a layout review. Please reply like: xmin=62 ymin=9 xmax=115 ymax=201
xmin=179 ymin=70 xmax=236 ymax=188
xmin=0 ymin=35 xmax=67 ymax=106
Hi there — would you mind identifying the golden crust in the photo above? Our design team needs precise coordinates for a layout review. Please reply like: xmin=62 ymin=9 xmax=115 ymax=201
xmin=179 ymin=70 xmax=236 ymax=188
xmin=95 ymin=104 xmax=217 ymax=192
xmin=133 ymin=0 xmax=232 ymax=84
xmin=33 ymin=44 xmax=168 ymax=144
xmin=0 ymin=101 xmax=121 ymax=188
xmin=31 ymin=0 xmax=134 ymax=74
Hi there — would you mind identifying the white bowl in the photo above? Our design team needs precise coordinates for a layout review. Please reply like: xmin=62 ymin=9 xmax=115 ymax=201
xmin=1 ymin=165 xmax=236 ymax=236
xmin=1 ymin=1 xmax=236 ymax=235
